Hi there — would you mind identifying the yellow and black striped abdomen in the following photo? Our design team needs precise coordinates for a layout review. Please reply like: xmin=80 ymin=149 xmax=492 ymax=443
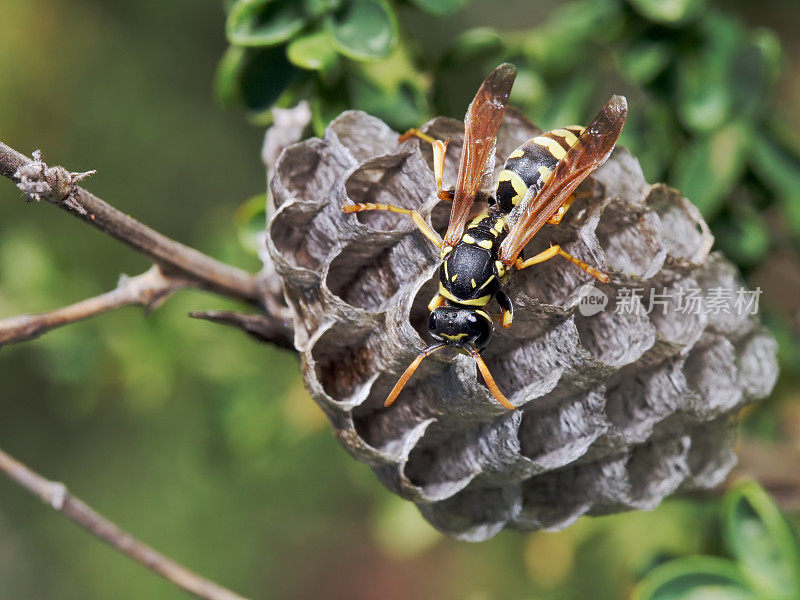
xmin=495 ymin=126 xmax=584 ymax=214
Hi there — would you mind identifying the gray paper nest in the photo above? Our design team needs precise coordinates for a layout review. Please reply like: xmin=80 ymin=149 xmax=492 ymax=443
xmin=266 ymin=108 xmax=778 ymax=541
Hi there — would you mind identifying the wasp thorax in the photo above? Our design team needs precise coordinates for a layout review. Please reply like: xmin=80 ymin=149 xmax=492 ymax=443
xmin=428 ymin=307 xmax=492 ymax=351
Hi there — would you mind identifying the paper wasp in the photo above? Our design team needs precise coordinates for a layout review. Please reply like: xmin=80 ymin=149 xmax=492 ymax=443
xmin=343 ymin=63 xmax=627 ymax=410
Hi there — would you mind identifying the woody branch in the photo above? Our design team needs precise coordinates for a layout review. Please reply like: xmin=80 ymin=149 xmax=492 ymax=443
xmin=0 ymin=446 xmax=250 ymax=600
xmin=0 ymin=265 xmax=184 ymax=347
xmin=0 ymin=139 xmax=296 ymax=598
xmin=0 ymin=141 xmax=293 ymax=348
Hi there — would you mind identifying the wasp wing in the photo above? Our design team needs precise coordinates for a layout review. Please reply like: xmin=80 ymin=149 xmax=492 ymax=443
xmin=499 ymin=95 xmax=628 ymax=266
xmin=443 ymin=63 xmax=517 ymax=249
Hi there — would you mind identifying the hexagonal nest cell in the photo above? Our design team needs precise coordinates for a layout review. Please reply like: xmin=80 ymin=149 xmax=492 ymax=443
xmin=266 ymin=109 xmax=778 ymax=541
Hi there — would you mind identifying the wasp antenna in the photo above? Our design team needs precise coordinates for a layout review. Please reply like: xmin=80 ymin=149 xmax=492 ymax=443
xmin=385 ymin=343 xmax=447 ymax=407
xmin=468 ymin=347 xmax=515 ymax=410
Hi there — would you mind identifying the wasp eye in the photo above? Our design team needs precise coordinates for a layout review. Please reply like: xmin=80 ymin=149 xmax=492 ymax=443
xmin=466 ymin=312 xmax=481 ymax=331
xmin=427 ymin=311 xmax=437 ymax=332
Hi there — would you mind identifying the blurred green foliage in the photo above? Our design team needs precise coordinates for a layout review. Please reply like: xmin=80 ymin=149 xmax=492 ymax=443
xmin=216 ymin=0 xmax=420 ymax=130
xmin=220 ymin=0 xmax=800 ymax=372
xmin=634 ymin=481 xmax=800 ymax=600
xmin=1 ymin=1 xmax=799 ymax=599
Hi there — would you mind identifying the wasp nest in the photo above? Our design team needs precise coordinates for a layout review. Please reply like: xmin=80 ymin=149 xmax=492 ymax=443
xmin=266 ymin=109 xmax=778 ymax=541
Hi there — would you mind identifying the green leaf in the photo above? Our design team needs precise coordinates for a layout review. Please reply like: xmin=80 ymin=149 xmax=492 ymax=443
xmin=750 ymin=28 xmax=783 ymax=83
xmin=355 ymin=38 xmax=428 ymax=92
xmin=214 ymin=45 xmax=247 ymax=107
xmin=715 ymin=202 xmax=771 ymax=266
xmin=439 ymin=27 xmax=504 ymax=64
xmin=350 ymin=44 xmax=429 ymax=129
xmin=349 ymin=76 xmax=427 ymax=130
xmin=538 ymin=75 xmax=594 ymax=131
xmin=764 ymin=313 xmax=800 ymax=371
xmin=677 ymin=16 xmax=782 ymax=131
xmin=619 ymin=100 xmax=678 ymax=182
xmin=733 ymin=216 xmax=770 ymax=263
xmin=678 ymin=53 xmax=731 ymax=133
xmin=507 ymin=67 xmax=547 ymax=114
xmin=750 ymin=133 xmax=800 ymax=235
xmin=620 ymin=41 xmax=671 ymax=85
xmin=227 ymin=0 xmax=308 ymax=47
xmin=632 ymin=556 xmax=756 ymax=600
xmin=670 ymin=122 xmax=749 ymax=218
xmin=722 ymin=480 xmax=800 ymax=598
xmin=676 ymin=16 xmax=741 ymax=133
xmin=627 ymin=0 xmax=705 ymax=24
xmin=407 ymin=0 xmax=470 ymax=17
xmin=235 ymin=194 xmax=268 ymax=256
xmin=310 ymin=84 xmax=349 ymax=136
xmin=510 ymin=0 xmax=620 ymax=74
xmin=287 ymin=29 xmax=339 ymax=71
xmin=730 ymin=28 xmax=782 ymax=118
xmin=304 ymin=0 xmax=341 ymax=18
xmin=325 ymin=0 xmax=398 ymax=61
xmin=234 ymin=46 xmax=300 ymax=114
xmin=434 ymin=28 xmax=506 ymax=118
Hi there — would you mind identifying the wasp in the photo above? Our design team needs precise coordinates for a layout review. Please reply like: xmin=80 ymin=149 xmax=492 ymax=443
xmin=343 ymin=63 xmax=627 ymax=410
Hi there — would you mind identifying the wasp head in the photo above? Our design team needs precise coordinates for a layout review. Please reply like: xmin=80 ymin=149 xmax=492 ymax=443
xmin=384 ymin=306 xmax=510 ymax=409
xmin=428 ymin=306 xmax=493 ymax=351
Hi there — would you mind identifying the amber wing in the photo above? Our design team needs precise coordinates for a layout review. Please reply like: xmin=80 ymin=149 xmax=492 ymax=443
xmin=443 ymin=63 xmax=517 ymax=249
xmin=498 ymin=95 xmax=628 ymax=266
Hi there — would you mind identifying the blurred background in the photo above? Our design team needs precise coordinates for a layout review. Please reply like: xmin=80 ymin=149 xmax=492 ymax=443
xmin=1 ymin=0 xmax=799 ymax=598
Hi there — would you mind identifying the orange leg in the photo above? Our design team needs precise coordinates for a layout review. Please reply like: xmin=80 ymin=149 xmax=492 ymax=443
xmin=342 ymin=202 xmax=442 ymax=249
xmin=399 ymin=129 xmax=453 ymax=202
xmin=547 ymin=194 xmax=574 ymax=225
xmin=546 ymin=186 xmax=596 ymax=225
xmin=515 ymin=244 xmax=609 ymax=283
xmin=385 ymin=343 xmax=447 ymax=407
xmin=468 ymin=347 xmax=514 ymax=410
xmin=427 ymin=293 xmax=445 ymax=312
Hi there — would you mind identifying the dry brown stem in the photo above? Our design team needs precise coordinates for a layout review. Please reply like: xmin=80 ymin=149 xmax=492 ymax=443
xmin=0 ymin=446 xmax=250 ymax=600
xmin=0 ymin=141 xmax=293 ymax=347
xmin=0 ymin=139 xmax=295 ymax=597
xmin=0 ymin=142 xmax=260 ymax=303
xmin=0 ymin=265 xmax=184 ymax=346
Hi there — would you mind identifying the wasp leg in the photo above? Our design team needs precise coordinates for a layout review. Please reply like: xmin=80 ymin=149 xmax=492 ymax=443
xmin=399 ymin=128 xmax=453 ymax=202
xmin=385 ymin=342 xmax=447 ymax=407
xmin=515 ymin=244 xmax=609 ymax=283
xmin=467 ymin=347 xmax=514 ymax=410
xmin=495 ymin=290 xmax=514 ymax=328
xmin=342 ymin=202 xmax=443 ymax=249
xmin=547 ymin=194 xmax=575 ymax=226
xmin=428 ymin=293 xmax=445 ymax=312
xmin=546 ymin=187 xmax=596 ymax=225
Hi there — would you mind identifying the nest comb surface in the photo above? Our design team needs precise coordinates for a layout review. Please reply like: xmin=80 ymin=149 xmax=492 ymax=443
xmin=267 ymin=109 xmax=778 ymax=541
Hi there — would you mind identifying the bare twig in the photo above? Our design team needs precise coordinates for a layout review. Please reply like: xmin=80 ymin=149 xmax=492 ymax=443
xmin=190 ymin=309 xmax=294 ymax=349
xmin=0 ymin=265 xmax=185 ymax=347
xmin=0 ymin=142 xmax=260 ymax=304
xmin=0 ymin=446 xmax=250 ymax=600
xmin=0 ymin=141 xmax=296 ymax=349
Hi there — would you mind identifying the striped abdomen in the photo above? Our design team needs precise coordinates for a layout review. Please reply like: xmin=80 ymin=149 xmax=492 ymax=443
xmin=495 ymin=126 xmax=585 ymax=214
